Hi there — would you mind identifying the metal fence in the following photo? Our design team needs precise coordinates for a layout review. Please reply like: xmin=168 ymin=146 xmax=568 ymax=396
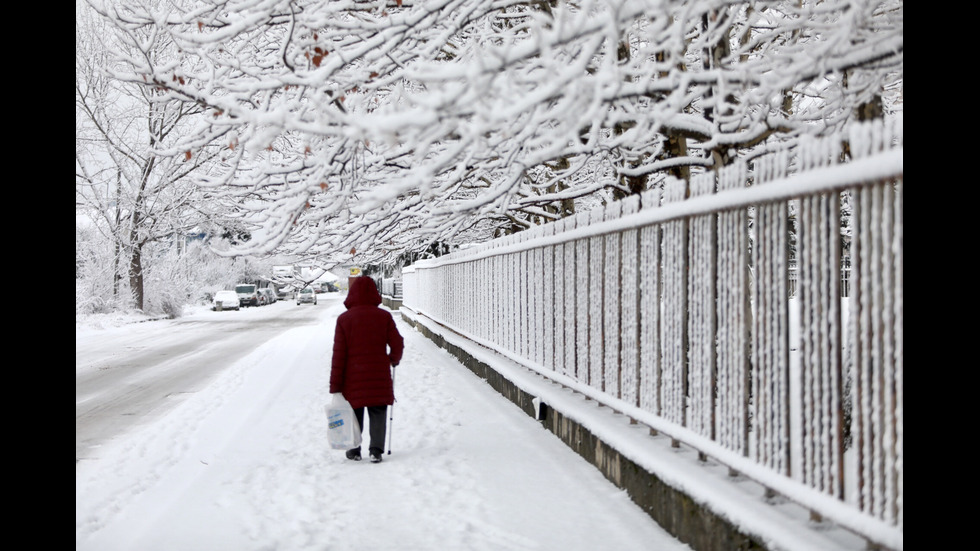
xmin=381 ymin=277 xmax=403 ymax=299
xmin=402 ymin=117 xmax=903 ymax=550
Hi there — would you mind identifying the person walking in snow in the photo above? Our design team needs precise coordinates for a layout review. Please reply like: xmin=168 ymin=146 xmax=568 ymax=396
xmin=329 ymin=276 xmax=404 ymax=463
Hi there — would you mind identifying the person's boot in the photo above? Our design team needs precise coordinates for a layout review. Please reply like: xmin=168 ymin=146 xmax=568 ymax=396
xmin=346 ymin=448 xmax=361 ymax=461
xmin=369 ymin=448 xmax=383 ymax=463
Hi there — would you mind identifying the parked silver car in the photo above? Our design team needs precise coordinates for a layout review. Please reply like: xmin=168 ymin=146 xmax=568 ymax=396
xmin=258 ymin=288 xmax=277 ymax=305
xmin=296 ymin=287 xmax=317 ymax=305
xmin=212 ymin=290 xmax=241 ymax=311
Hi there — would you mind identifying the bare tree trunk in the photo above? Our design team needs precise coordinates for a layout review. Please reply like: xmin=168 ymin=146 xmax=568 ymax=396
xmin=129 ymin=242 xmax=144 ymax=311
xmin=113 ymin=170 xmax=122 ymax=299
xmin=128 ymin=156 xmax=155 ymax=312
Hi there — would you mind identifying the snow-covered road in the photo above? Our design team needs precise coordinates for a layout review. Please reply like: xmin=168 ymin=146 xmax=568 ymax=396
xmin=76 ymin=297 xmax=338 ymax=462
xmin=76 ymin=299 xmax=691 ymax=551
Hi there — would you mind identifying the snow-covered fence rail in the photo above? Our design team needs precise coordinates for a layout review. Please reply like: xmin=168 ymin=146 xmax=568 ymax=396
xmin=402 ymin=118 xmax=903 ymax=550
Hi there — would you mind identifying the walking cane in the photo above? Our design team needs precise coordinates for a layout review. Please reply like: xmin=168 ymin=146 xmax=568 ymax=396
xmin=386 ymin=365 xmax=395 ymax=455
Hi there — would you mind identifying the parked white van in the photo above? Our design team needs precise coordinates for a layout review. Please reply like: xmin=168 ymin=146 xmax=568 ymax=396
xmin=235 ymin=283 xmax=259 ymax=307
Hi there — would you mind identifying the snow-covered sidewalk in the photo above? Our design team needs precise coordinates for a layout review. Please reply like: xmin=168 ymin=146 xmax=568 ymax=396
xmin=76 ymin=305 xmax=690 ymax=551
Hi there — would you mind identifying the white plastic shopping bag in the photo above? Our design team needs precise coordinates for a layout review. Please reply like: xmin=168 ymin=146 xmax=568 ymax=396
xmin=325 ymin=393 xmax=361 ymax=450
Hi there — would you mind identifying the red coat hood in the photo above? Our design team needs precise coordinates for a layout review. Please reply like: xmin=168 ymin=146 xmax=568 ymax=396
xmin=344 ymin=276 xmax=382 ymax=309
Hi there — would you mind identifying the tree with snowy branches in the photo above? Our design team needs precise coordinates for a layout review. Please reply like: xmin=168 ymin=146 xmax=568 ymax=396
xmin=79 ymin=0 xmax=902 ymax=271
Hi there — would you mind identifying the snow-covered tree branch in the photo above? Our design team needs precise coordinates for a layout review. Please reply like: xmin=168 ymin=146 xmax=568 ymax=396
xmin=82 ymin=0 xmax=902 ymax=268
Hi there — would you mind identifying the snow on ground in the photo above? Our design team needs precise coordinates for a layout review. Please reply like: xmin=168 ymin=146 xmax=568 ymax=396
xmin=75 ymin=301 xmax=693 ymax=551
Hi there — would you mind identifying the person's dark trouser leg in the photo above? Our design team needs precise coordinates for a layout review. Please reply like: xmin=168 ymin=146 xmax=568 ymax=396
xmin=367 ymin=405 xmax=387 ymax=453
xmin=352 ymin=406 xmax=365 ymax=430
xmin=348 ymin=407 xmax=365 ymax=456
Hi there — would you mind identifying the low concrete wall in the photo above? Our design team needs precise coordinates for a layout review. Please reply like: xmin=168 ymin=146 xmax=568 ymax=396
xmin=401 ymin=310 xmax=768 ymax=551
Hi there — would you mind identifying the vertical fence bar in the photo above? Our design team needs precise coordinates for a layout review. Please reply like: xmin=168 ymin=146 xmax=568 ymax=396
xmin=509 ymin=244 xmax=518 ymax=356
xmin=604 ymin=202 xmax=622 ymax=398
xmin=520 ymin=248 xmax=529 ymax=361
xmin=797 ymin=136 xmax=844 ymax=499
xmin=716 ymin=161 xmax=750 ymax=455
xmin=751 ymin=151 xmax=792 ymax=475
xmin=662 ymin=177 xmax=689 ymax=429
xmin=589 ymin=208 xmax=605 ymax=392
xmin=498 ymin=244 xmax=506 ymax=350
xmin=620 ymin=195 xmax=641 ymax=409
xmin=576 ymin=216 xmax=591 ymax=384
xmin=534 ymin=245 xmax=544 ymax=368
xmin=564 ymin=222 xmax=577 ymax=379
xmin=502 ymin=247 xmax=511 ymax=350
xmin=543 ymin=237 xmax=555 ymax=371
xmin=639 ymin=188 xmax=662 ymax=417
xmin=553 ymin=220 xmax=567 ymax=375
xmin=688 ymin=172 xmax=717 ymax=440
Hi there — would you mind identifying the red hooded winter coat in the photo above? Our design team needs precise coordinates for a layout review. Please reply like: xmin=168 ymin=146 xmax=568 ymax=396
xmin=329 ymin=277 xmax=404 ymax=409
